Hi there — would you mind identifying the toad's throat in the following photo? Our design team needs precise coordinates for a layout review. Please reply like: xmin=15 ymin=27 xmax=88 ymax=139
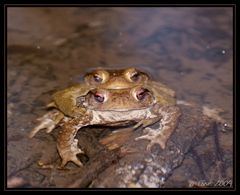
xmin=90 ymin=107 xmax=150 ymax=112
xmin=88 ymin=108 xmax=157 ymax=124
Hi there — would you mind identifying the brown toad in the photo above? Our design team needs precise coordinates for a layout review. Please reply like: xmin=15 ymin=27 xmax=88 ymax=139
xmin=30 ymin=86 xmax=180 ymax=168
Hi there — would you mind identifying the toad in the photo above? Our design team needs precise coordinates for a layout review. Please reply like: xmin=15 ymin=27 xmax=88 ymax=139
xmin=30 ymin=86 xmax=181 ymax=168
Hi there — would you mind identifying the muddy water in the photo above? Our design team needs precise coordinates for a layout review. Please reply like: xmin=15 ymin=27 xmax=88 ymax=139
xmin=7 ymin=7 xmax=233 ymax=187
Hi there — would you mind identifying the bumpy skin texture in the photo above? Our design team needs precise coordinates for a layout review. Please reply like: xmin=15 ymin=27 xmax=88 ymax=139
xmin=84 ymin=67 xmax=176 ymax=106
xmin=29 ymin=68 xmax=181 ymax=168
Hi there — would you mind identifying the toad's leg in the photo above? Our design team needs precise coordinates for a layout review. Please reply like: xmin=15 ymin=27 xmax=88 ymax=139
xmin=29 ymin=109 xmax=65 ymax=138
xmin=133 ymin=117 xmax=161 ymax=129
xmin=57 ymin=116 xmax=92 ymax=168
xmin=135 ymin=106 xmax=181 ymax=150
xmin=109 ymin=117 xmax=161 ymax=136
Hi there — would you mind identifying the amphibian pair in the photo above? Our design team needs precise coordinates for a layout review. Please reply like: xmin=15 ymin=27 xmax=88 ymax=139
xmin=29 ymin=68 xmax=180 ymax=167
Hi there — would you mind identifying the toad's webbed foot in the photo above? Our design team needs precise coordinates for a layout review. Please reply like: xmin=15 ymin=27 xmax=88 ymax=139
xmin=29 ymin=110 xmax=65 ymax=138
xmin=135 ymin=127 xmax=167 ymax=150
xmin=57 ymin=138 xmax=84 ymax=168
xmin=135 ymin=106 xmax=181 ymax=151
xmin=56 ymin=117 xmax=91 ymax=168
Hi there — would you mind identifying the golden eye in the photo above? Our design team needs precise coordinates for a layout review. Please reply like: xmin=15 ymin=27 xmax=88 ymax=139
xmin=93 ymin=70 xmax=109 ymax=84
xmin=130 ymin=72 xmax=140 ymax=82
xmin=93 ymin=74 xmax=103 ymax=83
xmin=125 ymin=68 xmax=141 ymax=82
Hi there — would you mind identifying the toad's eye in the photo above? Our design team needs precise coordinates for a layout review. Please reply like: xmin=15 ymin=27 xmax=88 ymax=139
xmin=136 ymin=88 xmax=149 ymax=101
xmin=94 ymin=92 xmax=105 ymax=103
xmin=130 ymin=72 xmax=140 ymax=82
xmin=93 ymin=74 xmax=103 ymax=83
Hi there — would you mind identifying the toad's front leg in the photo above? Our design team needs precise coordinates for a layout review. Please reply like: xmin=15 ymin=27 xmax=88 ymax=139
xmin=57 ymin=116 xmax=91 ymax=168
xmin=135 ymin=105 xmax=181 ymax=150
xmin=29 ymin=109 xmax=65 ymax=138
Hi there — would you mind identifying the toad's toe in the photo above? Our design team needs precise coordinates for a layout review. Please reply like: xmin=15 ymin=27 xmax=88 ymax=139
xmin=135 ymin=128 xmax=167 ymax=151
xmin=59 ymin=154 xmax=83 ymax=168
xmin=146 ymin=139 xmax=166 ymax=151
xmin=29 ymin=119 xmax=56 ymax=138
xmin=57 ymin=139 xmax=84 ymax=167
xmin=29 ymin=110 xmax=64 ymax=138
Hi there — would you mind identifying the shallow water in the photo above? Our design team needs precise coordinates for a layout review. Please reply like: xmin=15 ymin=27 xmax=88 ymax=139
xmin=7 ymin=7 xmax=233 ymax=187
